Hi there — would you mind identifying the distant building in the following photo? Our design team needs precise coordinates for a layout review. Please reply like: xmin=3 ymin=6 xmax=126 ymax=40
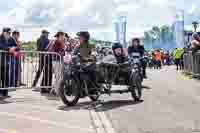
xmin=174 ymin=10 xmax=185 ymax=48
xmin=113 ymin=18 xmax=120 ymax=42
xmin=112 ymin=16 xmax=127 ymax=48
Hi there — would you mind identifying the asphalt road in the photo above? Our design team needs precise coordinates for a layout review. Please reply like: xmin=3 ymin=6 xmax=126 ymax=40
xmin=1 ymin=66 xmax=200 ymax=133
xmin=99 ymin=66 xmax=200 ymax=133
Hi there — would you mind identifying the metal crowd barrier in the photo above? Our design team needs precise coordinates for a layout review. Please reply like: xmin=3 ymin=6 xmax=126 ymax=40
xmin=0 ymin=51 xmax=64 ymax=91
xmin=183 ymin=50 xmax=200 ymax=78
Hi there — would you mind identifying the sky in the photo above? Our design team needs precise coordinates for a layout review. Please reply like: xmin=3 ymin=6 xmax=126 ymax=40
xmin=0 ymin=0 xmax=198 ymax=41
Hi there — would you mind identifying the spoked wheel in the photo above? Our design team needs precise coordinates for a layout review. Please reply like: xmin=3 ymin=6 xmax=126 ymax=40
xmin=130 ymin=72 xmax=142 ymax=101
xmin=58 ymin=79 xmax=80 ymax=106
xmin=88 ymin=83 xmax=101 ymax=102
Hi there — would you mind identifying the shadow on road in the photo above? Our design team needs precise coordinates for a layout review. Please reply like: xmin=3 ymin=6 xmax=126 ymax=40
xmin=0 ymin=99 xmax=12 ymax=104
xmin=58 ymin=101 xmax=93 ymax=111
xmin=0 ymin=94 xmax=60 ymax=104
xmin=142 ymin=85 xmax=152 ymax=90
xmin=95 ymin=100 xmax=143 ymax=112
xmin=58 ymin=99 xmax=143 ymax=112
xmin=41 ymin=93 xmax=60 ymax=101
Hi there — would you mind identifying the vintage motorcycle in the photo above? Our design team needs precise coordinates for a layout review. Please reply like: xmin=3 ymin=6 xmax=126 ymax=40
xmin=58 ymin=53 xmax=143 ymax=106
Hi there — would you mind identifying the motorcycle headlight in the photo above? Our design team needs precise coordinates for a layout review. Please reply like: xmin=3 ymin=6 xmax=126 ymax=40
xmin=133 ymin=58 xmax=140 ymax=64
xmin=132 ymin=69 xmax=136 ymax=72
xmin=134 ymin=64 xmax=139 ymax=68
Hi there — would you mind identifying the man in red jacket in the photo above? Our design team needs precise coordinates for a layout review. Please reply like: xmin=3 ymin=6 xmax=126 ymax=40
xmin=45 ymin=31 xmax=66 ymax=95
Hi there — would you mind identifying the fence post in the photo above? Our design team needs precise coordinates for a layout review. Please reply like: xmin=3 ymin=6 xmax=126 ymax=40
xmin=195 ymin=51 xmax=200 ymax=78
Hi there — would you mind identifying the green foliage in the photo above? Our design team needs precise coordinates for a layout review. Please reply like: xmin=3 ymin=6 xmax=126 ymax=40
xmin=90 ymin=38 xmax=112 ymax=47
xmin=21 ymin=41 xmax=37 ymax=56
xmin=21 ymin=41 xmax=37 ymax=51
xmin=90 ymin=38 xmax=97 ymax=45
xmin=184 ymin=29 xmax=193 ymax=33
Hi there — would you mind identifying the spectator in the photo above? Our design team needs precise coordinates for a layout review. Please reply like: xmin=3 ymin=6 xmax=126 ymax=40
xmin=174 ymin=48 xmax=184 ymax=70
xmin=180 ymin=48 xmax=186 ymax=70
xmin=0 ymin=27 xmax=17 ymax=98
xmin=152 ymin=51 xmax=157 ymax=69
xmin=147 ymin=51 xmax=153 ymax=69
xmin=47 ymin=31 xmax=66 ymax=55
xmin=32 ymin=30 xmax=50 ymax=92
xmin=65 ymin=33 xmax=70 ymax=40
xmin=46 ymin=31 xmax=66 ymax=95
xmin=64 ymin=33 xmax=72 ymax=52
xmin=10 ymin=30 xmax=25 ymax=86
xmin=191 ymin=33 xmax=200 ymax=53
xmin=166 ymin=50 xmax=170 ymax=66
xmin=154 ymin=50 xmax=162 ymax=69
xmin=8 ymin=31 xmax=18 ymax=87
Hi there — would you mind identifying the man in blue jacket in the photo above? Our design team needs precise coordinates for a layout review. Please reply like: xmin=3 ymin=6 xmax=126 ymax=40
xmin=0 ymin=28 xmax=18 ymax=98
xmin=9 ymin=31 xmax=20 ymax=87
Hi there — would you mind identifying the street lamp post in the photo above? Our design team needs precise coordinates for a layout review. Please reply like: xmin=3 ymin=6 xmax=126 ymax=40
xmin=192 ymin=21 xmax=199 ymax=32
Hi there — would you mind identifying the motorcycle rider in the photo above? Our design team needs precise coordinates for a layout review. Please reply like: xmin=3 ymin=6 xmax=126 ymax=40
xmin=73 ymin=31 xmax=96 ymax=63
xmin=73 ymin=31 xmax=100 ymax=91
xmin=112 ymin=42 xmax=127 ymax=64
xmin=128 ymin=38 xmax=147 ymax=78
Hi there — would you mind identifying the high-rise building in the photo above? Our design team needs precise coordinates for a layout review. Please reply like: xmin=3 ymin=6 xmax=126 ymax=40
xmin=113 ymin=18 xmax=120 ymax=42
xmin=174 ymin=10 xmax=185 ymax=48
xmin=112 ymin=16 xmax=127 ymax=47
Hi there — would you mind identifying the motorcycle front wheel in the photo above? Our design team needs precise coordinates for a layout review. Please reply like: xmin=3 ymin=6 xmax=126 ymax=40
xmin=130 ymin=71 xmax=142 ymax=101
xmin=58 ymin=79 xmax=80 ymax=106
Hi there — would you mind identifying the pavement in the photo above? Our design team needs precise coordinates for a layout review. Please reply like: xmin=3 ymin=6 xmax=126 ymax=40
xmin=1 ymin=66 xmax=200 ymax=133
xmin=0 ymin=90 xmax=95 ymax=133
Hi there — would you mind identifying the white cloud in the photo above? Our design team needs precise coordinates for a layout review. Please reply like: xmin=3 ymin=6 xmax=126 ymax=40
xmin=188 ymin=4 xmax=196 ymax=14
xmin=0 ymin=0 xmax=198 ymax=41
xmin=150 ymin=0 xmax=167 ymax=7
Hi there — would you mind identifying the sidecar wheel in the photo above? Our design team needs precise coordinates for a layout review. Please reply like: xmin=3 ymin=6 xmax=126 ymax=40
xmin=58 ymin=79 xmax=80 ymax=106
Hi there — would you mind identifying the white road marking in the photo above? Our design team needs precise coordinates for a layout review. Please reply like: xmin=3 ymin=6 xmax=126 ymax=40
xmin=90 ymin=109 xmax=105 ymax=133
xmin=4 ymin=102 xmax=115 ymax=133
xmin=0 ymin=112 xmax=94 ymax=133
xmin=98 ymin=111 xmax=116 ymax=133
xmin=90 ymin=107 xmax=116 ymax=133
xmin=5 ymin=102 xmax=116 ymax=133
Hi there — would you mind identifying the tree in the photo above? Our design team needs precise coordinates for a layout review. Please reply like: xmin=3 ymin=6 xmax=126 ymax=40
xmin=160 ymin=25 xmax=170 ymax=43
xmin=160 ymin=25 xmax=175 ymax=50
xmin=144 ymin=31 xmax=153 ymax=49
xmin=143 ymin=25 xmax=175 ymax=50
xmin=151 ymin=26 xmax=161 ymax=49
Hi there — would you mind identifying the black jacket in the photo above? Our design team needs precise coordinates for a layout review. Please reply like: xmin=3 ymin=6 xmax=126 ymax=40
xmin=115 ymin=55 xmax=127 ymax=64
xmin=128 ymin=45 xmax=145 ymax=57
xmin=0 ymin=36 xmax=17 ymax=66
xmin=37 ymin=35 xmax=49 ymax=51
